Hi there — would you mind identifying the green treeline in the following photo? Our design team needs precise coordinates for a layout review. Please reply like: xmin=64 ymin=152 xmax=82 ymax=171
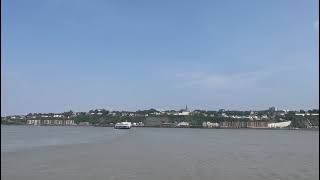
xmin=72 ymin=114 xmax=261 ymax=126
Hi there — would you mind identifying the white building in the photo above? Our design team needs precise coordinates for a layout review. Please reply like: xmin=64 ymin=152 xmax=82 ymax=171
xmin=250 ymin=115 xmax=260 ymax=120
xmin=175 ymin=105 xmax=191 ymax=116
xmin=202 ymin=121 xmax=219 ymax=128
xmin=151 ymin=112 xmax=161 ymax=115
xmin=26 ymin=119 xmax=75 ymax=126
xmin=27 ymin=120 xmax=41 ymax=125
xmin=177 ymin=122 xmax=190 ymax=127
xmin=178 ymin=111 xmax=190 ymax=116
xmin=53 ymin=114 xmax=64 ymax=118
xmin=132 ymin=122 xmax=144 ymax=127
xmin=268 ymin=121 xmax=291 ymax=128
xmin=221 ymin=113 xmax=228 ymax=118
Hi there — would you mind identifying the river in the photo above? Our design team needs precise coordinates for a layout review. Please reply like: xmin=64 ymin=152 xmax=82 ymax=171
xmin=1 ymin=125 xmax=319 ymax=180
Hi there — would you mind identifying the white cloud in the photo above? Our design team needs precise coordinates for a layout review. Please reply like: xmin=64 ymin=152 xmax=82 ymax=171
xmin=176 ymin=71 xmax=267 ymax=90
xmin=172 ymin=66 xmax=295 ymax=92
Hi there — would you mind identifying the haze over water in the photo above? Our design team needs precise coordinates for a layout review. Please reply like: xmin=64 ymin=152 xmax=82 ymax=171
xmin=1 ymin=125 xmax=319 ymax=180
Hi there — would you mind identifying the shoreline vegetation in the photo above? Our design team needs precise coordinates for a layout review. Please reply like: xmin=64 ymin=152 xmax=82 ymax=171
xmin=2 ymin=108 xmax=319 ymax=129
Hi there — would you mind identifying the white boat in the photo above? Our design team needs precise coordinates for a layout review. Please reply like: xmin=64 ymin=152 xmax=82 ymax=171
xmin=114 ymin=122 xmax=132 ymax=129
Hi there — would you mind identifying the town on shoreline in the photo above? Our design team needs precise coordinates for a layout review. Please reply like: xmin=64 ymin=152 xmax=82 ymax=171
xmin=1 ymin=106 xmax=319 ymax=129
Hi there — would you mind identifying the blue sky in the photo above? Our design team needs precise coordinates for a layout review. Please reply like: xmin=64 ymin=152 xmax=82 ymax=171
xmin=1 ymin=0 xmax=319 ymax=115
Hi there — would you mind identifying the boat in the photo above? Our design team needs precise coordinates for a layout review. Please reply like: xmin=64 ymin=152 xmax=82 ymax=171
xmin=114 ymin=122 xmax=132 ymax=129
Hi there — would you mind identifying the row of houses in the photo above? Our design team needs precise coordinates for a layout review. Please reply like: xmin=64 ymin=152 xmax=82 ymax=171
xmin=203 ymin=121 xmax=292 ymax=128
xmin=220 ymin=113 xmax=269 ymax=120
xmin=25 ymin=118 xmax=292 ymax=128
xmin=157 ymin=120 xmax=292 ymax=128
xmin=219 ymin=121 xmax=269 ymax=128
xmin=156 ymin=121 xmax=286 ymax=128
xmin=295 ymin=113 xmax=319 ymax=116
xmin=26 ymin=119 xmax=75 ymax=126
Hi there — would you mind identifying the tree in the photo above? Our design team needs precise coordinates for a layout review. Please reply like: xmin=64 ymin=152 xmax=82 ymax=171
xmin=63 ymin=110 xmax=74 ymax=117
xmin=308 ymin=109 xmax=319 ymax=113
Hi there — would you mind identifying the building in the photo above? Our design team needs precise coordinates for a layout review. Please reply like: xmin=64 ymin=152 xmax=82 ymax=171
xmin=202 ymin=121 xmax=219 ymax=128
xmin=27 ymin=120 xmax=41 ymax=125
xmin=247 ymin=121 xmax=268 ymax=128
xmin=144 ymin=117 xmax=168 ymax=127
xmin=221 ymin=113 xmax=229 ymax=117
xmin=132 ymin=122 xmax=145 ymax=127
xmin=27 ymin=119 xmax=75 ymax=126
xmin=220 ymin=121 xmax=268 ymax=128
xmin=176 ymin=105 xmax=191 ymax=116
xmin=275 ymin=110 xmax=286 ymax=116
xmin=161 ymin=122 xmax=175 ymax=127
xmin=268 ymin=121 xmax=291 ymax=128
xmin=269 ymin=107 xmax=277 ymax=112
xmin=220 ymin=121 xmax=248 ymax=128
xmin=176 ymin=122 xmax=190 ymax=127
xmin=178 ymin=111 xmax=190 ymax=116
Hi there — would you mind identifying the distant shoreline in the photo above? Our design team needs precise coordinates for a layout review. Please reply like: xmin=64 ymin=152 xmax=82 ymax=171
xmin=1 ymin=124 xmax=319 ymax=131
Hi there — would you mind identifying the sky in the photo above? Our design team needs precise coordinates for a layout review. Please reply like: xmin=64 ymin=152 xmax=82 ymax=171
xmin=1 ymin=0 xmax=319 ymax=115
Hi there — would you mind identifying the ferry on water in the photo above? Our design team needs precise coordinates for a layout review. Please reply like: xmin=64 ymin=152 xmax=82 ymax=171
xmin=114 ymin=122 xmax=132 ymax=129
